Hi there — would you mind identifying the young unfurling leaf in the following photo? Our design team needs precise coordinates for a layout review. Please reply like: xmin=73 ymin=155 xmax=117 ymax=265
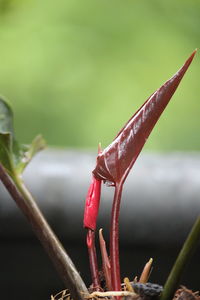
xmin=93 ymin=50 xmax=196 ymax=185
xmin=14 ymin=135 xmax=46 ymax=174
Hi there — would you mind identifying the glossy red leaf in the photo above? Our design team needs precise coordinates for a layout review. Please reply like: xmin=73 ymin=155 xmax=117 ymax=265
xmin=93 ymin=50 xmax=196 ymax=185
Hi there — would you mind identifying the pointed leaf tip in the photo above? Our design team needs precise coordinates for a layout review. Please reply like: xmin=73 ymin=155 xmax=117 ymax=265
xmin=93 ymin=51 xmax=196 ymax=184
xmin=98 ymin=142 xmax=102 ymax=154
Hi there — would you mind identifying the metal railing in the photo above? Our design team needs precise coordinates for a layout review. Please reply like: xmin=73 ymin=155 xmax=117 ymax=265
xmin=1 ymin=149 xmax=200 ymax=299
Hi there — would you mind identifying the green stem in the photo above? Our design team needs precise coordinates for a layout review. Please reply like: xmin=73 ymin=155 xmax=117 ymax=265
xmin=0 ymin=164 xmax=88 ymax=300
xmin=161 ymin=215 xmax=200 ymax=300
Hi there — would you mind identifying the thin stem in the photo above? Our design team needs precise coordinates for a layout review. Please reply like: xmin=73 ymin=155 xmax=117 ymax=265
xmin=99 ymin=228 xmax=112 ymax=291
xmin=87 ymin=229 xmax=101 ymax=290
xmin=160 ymin=215 xmax=200 ymax=300
xmin=0 ymin=164 xmax=88 ymax=300
xmin=110 ymin=181 xmax=123 ymax=292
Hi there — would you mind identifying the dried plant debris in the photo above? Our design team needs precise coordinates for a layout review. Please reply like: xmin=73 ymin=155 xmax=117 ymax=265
xmin=51 ymin=290 xmax=72 ymax=300
xmin=124 ymin=277 xmax=135 ymax=292
xmin=173 ymin=287 xmax=200 ymax=300
xmin=50 ymin=285 xmax=199 ymax=300
xmin=85 ymin=290 xmax=138 ymax=299
xmin=84 ymin=282 xmax=163 ymax=300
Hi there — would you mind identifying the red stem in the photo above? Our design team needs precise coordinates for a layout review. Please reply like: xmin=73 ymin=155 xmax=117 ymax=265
xmin=87 ymin=229 xmax=101 ymax=290
xmin=110 ymin=181 xmax=123 ymax=292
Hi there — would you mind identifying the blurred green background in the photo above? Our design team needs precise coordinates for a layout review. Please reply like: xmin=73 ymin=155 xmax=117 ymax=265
xmin=0 ymin=0 xmax=199 ymax=150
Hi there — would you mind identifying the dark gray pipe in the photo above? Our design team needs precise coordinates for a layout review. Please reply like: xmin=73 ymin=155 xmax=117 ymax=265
xmin=1 ymin=149 xmax=200 ymax=247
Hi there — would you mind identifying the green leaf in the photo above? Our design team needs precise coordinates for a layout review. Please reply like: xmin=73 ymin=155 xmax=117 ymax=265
xmin=0 ymin=133 xmax=14 ymax=175
xmin=15 ymin=135 xmax=46 ymax=174
xmin=0 ymin=97 xmax=14 ymax=135
xmin=0 ymin=97 xmax=46 ymax=176
xmin=0 ymin=98 xmax=15 ymax=174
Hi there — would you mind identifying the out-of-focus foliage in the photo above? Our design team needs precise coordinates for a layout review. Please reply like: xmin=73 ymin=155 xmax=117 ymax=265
xmin=0 ymin=0 xmax=199 ymax=150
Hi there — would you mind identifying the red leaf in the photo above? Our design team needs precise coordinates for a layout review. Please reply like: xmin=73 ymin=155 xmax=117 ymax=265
xmin=93 ymin=50 xmax=197 ymax=185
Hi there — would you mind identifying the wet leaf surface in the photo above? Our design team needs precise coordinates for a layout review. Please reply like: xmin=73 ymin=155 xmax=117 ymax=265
xmin=93 ymin=51 xmax=196 ymax=185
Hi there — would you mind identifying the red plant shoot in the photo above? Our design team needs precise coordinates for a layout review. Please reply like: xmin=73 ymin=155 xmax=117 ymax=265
xmin=83 ymin=175 xmax=102 ymax=231
xmin=93 ymin=50 xmax=196 ymax=293
xmin=84 ymin=145 xmax=102 ymax=290
xmin=93 ymin=50 xmax=197 ymax=185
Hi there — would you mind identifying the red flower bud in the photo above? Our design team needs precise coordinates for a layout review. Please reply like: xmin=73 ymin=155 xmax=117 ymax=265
xmin=83 ymin=175 xmax=102 ymax=230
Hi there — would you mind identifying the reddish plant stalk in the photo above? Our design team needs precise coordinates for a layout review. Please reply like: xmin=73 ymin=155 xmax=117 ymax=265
xmin=110 ymin=181 xmax=123 ymax=292
xmin=87 ymin=229 xmax=101 ymax=290
xmin=84 ymin=171 xmax=102 ymax=289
